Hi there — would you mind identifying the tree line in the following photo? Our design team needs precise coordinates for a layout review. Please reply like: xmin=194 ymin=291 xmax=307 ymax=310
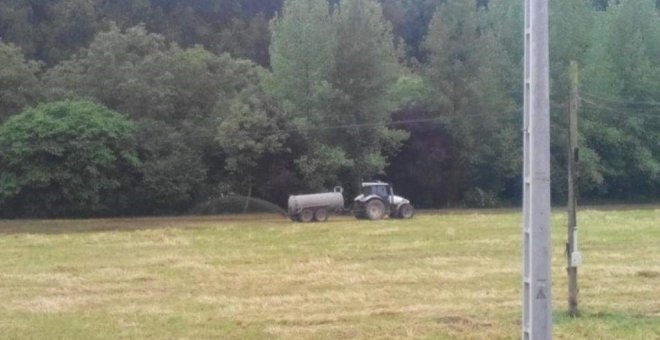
xmin=0 ymin=0 xmax=658 ymax=217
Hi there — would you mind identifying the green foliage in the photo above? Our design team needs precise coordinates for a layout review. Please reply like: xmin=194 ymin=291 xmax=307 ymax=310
xmin=268 ymin=0 xmax=345 ymax=190
xmin=550 ymin=0 xmax=593 ymax=68
xmin=43 ymin=24 xmax=255 ymax=123
xmin=387 ymin=73 xmax=435 ymax=109
xmin=216 ymin=14 xmax=272 ymax=66
xmin=269 ymin=0 xmax=407 ymax=191
xmin=578 ymin=0 xmax=660 ymax=199
xmin=424 ymin=0 xmax=480 ymax=114
xmin=132 ymin=120 xmax=207 ymax=213
xmin=216 ymin=70 xmax=288 ymax=187
xmin=0 ymin=100 xmax=138 ymax=217
xmin=0 ymin=0 xmax=280 ymax=66
xmin=331 ymin=0 xmax=408 ymax=184
xmin=379 ymin=0 xmax=439 ymax=61
xmin=0 ymin=0 xmax=100 ymax=64
xmin=0 ymin=40 xmax=41 ymax=121
xmin=607 ymin=0 xmax=660 ymax=100
xmin=548 ymin=0 xmax=593 ymax=114
xmin=294 ymin=144 xmax=355 ymax=190
xmin=43 ymin=25 xmax=276 ymax=212
xmin=42 ymin=24 xmax=170 ymax=114
xmin=0 ymin=0 xmax=658 ymax=216
xmin=268 ymin=0 xmax=336 ymax=126
xmin=421 ymin=0 xmax=519 ymax=204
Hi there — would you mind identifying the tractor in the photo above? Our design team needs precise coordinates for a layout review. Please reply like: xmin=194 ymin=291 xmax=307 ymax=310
xmin=288 ymin=181 xmax=414 ymax=222
xmin=352 ymin=181 xmax=414 ymax=220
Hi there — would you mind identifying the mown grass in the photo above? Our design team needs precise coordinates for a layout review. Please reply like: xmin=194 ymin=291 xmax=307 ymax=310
xmin=0 ymin=207 xmax=658 ymax=339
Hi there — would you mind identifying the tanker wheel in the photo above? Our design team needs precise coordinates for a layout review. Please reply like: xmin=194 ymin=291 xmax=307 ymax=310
xmin=314 ymin=208 xmax=328 ymax=222
xmin=365 ymin=199 xmax=385 ymax=220
xmin=300 ymin=209 xmax=314 ymax=223
xmin=398 ymin=203 xmax=414 ymax=219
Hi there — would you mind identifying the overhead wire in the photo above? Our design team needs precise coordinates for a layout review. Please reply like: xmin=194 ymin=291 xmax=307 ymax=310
xmin=579 ymin=95 xmax=660 ymax=120
xmin=580 ymin=91 xmax=660 ymax=108
xmin=222 ymin=93 xmax=659 ymax=140
xmin=223 ymin=108 xmax=521 ymax=139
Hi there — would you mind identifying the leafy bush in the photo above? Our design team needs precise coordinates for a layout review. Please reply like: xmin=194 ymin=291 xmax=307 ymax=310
xmin=0 ymin=100 xmax=139 ymax=217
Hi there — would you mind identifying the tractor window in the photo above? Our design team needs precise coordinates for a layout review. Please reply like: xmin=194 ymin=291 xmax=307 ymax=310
xmin=363 ymin=185 xmax=388 ymax=197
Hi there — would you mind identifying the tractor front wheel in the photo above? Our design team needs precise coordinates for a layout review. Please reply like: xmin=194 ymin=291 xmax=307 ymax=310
xmin=398 ymin=203 xmax=414 ymax=219
xmin=365 ymin=199 xmax=386 ymax=220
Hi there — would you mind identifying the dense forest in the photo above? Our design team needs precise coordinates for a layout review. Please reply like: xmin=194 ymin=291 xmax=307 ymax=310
xmin=0 ymin=0 xmax=658 ymax=217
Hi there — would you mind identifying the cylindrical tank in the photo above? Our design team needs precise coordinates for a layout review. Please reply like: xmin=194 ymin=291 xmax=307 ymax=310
xmin=288 ymin=190 xmax=344 ymax=216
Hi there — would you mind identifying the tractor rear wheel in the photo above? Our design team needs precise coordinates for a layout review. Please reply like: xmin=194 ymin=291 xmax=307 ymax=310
xmin=398 ymin=203 xmax=414 ymax=219
xmin=365 ymin=199 xmax=386 ymax=220
xmin=352 ymin=202 xmax=366 ymax=219
xmin=300 ymin=209 xmax=314 ymax=223
xmin=314 ymin=208 xmax=328 ymax=222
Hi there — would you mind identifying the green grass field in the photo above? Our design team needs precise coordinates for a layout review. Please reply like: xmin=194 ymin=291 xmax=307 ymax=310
xmin=0 ymin=207 xmax=658 ymax=339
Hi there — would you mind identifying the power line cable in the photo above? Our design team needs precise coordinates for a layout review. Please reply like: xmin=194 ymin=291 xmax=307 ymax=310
xmin=222 ymin=95 xmax=657 ymax=140
xmin=222 ymin=109 xmax=521 ymax=139
xmin=580 ymin=91 xmax=660 ymax=108
xmin=219 ymin=96 xmax=658 ymax=144
xmin=222 ymin=116 xmax=449 ymax=139
xmin=579 ymin=96 xmax=660 ymax=119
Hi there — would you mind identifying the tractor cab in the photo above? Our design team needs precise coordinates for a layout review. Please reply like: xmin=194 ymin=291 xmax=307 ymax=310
xmin=353 ymin=181 xmax=414 ymax=220
xmin=360 ymin=182 xmax=392 ymax=202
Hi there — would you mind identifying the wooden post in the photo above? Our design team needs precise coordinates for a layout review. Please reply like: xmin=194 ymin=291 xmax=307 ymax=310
xmin=567 ymin=60 xmax=580 ymax=318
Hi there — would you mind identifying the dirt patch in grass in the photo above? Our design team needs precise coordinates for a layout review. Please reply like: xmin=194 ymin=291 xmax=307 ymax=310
xmin=636 ymin=270 xmax=660 ymax=278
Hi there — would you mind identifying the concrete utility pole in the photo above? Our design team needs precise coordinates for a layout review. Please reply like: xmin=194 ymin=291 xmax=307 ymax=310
xmin=566 ymin=60 xmax=581 ymax=318
xmin=522 ymin=0 xmax=552 ymax=339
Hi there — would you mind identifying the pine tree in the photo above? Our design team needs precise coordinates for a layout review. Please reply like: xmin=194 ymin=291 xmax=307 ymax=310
xmin=0 ymin=40 xmax=41 ymax=121
xmin=267 ymin=0 xmax=350 ymax=190
xmin=423 ymin=0 xmax=521 ymax=205
xmin=330 ymin=0 xmax=408 ymax=187
xmin=423 ymin=0 xmax=482 ymax=203
xmin=268 ymin=0 xmax=407 ymax=191
xmin=580 ymin=0 xmax=660 ymax=199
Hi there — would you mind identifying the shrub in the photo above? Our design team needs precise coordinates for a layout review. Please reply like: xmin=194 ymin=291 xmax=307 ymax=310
xmin=0 ymin=100 xmax=139 ymax=217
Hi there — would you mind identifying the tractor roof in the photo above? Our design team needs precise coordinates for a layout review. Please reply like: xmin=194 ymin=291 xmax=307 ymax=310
xmin=361 ymin=181 xmax=389 ymax=187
